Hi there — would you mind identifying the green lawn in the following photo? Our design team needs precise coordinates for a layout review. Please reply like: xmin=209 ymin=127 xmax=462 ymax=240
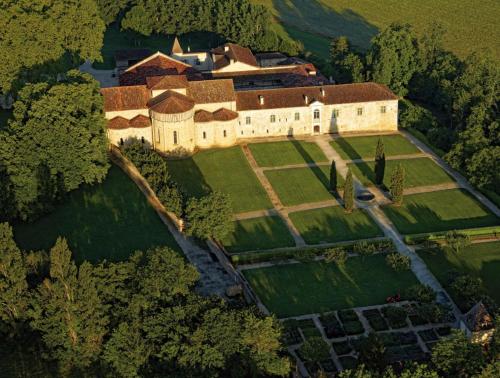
xmin=383 ymin=189 xmax=500 ymax=234
xmin=289 ymin=206 xmax=383 ymax=244
xmin=221 ymin=216 xmax=295 ymax=253
xmin=14 ymin=166 xmax=180 ymax=263
xmin=243 ymin=254 xmax=420 ymax=317
xmin=254 ymin=0 xmax=500 ymax=61
xmin=349 ymin=158 xmax=454 ymax=188
xmin=167 ymin=147 xmax=272 ymax=213
xmin=264 ymin=165 xmax=342 ymax=206
xmin=249 ymin=140 xmax=327 ymax=167
xmin=417 ymin=241 xmax=500 ymax=304
xmin=331 ymin=135 xmax=421 ymax=160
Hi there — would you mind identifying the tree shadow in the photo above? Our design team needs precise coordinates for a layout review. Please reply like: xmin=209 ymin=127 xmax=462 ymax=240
xmin=335 ymin=138 xmax=363 ymax=160
xmin=165 ymin=156 xmax=211 ymax=199
xmin=480 ymin=260 xmax=500 ymax=304
xmin=272 ymin=0 xmax=379 ymax=51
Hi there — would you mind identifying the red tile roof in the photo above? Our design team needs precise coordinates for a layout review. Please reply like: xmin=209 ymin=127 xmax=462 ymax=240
xmin=212 ymin=43 xmax=258 ymax=70
xmin=129 ymin=115 xmax=151 ymax=128
xmin=107 ymin=116 xmax=130 ymax=129
xmin=187 ymin=79 xmax=236 ymax=104
xmin=101 ymin=85 xmax=151 ymax=112
xmin=194 ymin=108 xmax=238 ymax=122
xmin=147 ymin=90 xmax=195 ymax=114
xmin=107 ymin=115 xmax=151 ymax=129
xmin=194 ymin=110 xmax=214 ymax=122
xmin=146 ymin=75 xmax=188 ymax=90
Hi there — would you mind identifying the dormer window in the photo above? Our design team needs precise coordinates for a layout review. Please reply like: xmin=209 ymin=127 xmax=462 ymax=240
xmin=259 ymin=95 xmax=264 ymax=105
xmin=320 ymin=88 xmax=325 ymax=97
xmin=304 ymin=95 xmax=309 ymax=104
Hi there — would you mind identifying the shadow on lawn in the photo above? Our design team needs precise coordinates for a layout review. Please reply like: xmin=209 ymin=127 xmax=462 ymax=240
xmin=335 ymin=138 xmax=364 ymax=160
xmin=480 ymin=260 xmax=500 ymax=303
xmin=166 ymin=157 xmax=211 ymax=198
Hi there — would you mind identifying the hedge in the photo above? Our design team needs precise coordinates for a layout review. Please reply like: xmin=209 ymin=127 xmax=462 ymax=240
xmin=404 ymin=226 xmax=500 ymax=245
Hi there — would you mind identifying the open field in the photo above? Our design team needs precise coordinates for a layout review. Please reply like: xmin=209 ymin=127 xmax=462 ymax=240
xmin=243 ymin=254 xmax=419 ymax=317
xmin=417 ymin=241 xmax=500 ymax=304
xmin=221 ymin=216 xmax=295 ymax=253
xmin=264 ymin=165 xmax=341 ymax=206
xmin=253 ymin=0 xmax=500 ymax=61
xmin=249 ymin=140 xmax=327 ymax=167
xmin=383 ymin=189 xmax=500 ymax=235
xmin=167 ymin=147 xmax=272 ymax=213
xmin=349 ymin=158 xmax=455 ymax=188
xmin=289 ymin=206 xmax=383 ymax=244
xmin=331 ymin=134 xmax=421 ymax=160
xmin=14 ymin=166 xmax=180 ymax=263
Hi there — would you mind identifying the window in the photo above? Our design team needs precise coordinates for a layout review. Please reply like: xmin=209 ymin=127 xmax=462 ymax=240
xmin=119 ymin=138 xmax=124 ymax=146
xmin=203 ymin=131 xmax=206 ymax=139
xmin=380 ymin=105 xmax=386 ymax=114
xmin=357 ymin=107 xmax=363 ymax=116
xmin=173 ymin=131 xmax=178 ymax=145
xmin=141 ymin=136 xmax=145 ymax=144
xmin=223 ymin=130 xmax=227 ymax=137
xmin=333 ymin=109 xmax=339 ymax=118
xmin=266 ymin=129 xmax=269 ymax=134
xmin=270 ymin=115 xmax=276 ymax=123
xmin=246 ymin=116 xmax=251 ymax=125
xmin=314 ymin=109 xmax=320 ymax=119
xmin=295 ymin=112 xmax=300 ymax=121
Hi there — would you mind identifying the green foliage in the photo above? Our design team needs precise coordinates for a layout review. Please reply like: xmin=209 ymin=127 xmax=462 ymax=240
xmin=445 ymin=230 xmax=471 ymax=253
xmin=185 ymin=191 xmax=234 ymax=241
xmin=324 ymin=247 xmax=348 ymax=266
xmin=298 ymin=336 xmax=331 ymax=363
xmin=450 ymin=274 xmax=484 ymax=310
xmin=389 ymin=163 xmax=405 ymax=206
xmin=374 ymin=138 xmax=385 ymax=185
xmin=343 ymin=169 xmax=354 ymax=213
xmin=353 ymin=241 xmax=377 ymax=256
xmin=329 ymin=37 xmax=365 ymax=83
xmin=357 ymin=333 xmax=386 ymax=372
xmin=403 ymin=284 xmax=435 ymax=303
xmin=385 ymin=253 xmax=411 ymax=271
xmin=96 ymin=0 xmax=129 ymax=25
xmin=417 ymin=303 xmax=444 ymax=323
xmin=329 ymin=160 xmax=337 ymax=191
xmin=431 ymin=329 xmax=485 ymax=377
xmin=382 ymin=306 xmax=407 ymax=326
xmin=0 ymin=71 xmax=109 ymax=220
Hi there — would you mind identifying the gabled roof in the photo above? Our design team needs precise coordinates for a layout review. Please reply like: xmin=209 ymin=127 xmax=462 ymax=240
xmin=187 ymin=79 xmax=236 ymax=104
xmin=147 ymin=90 xmax=195 ymax=114
xmin=100 ymin=85 xmax=151 ymax=112
xmin=212 ymin=43 xmax=258 ymax=70
xmin=463 ymin=302 xmax=494 ymax=332
xmin=171 ymin=37 xmax=183 ymax=54
xmin=194 ymin=108 xmax=239 ymax=122
xmin=146 ymin=75 xmax=188 ymax=90
xmin=129 ymin=115 xmax=151 ymax=128
xmin=107 ymin=116 xmax=130 ymax=129
xmin=107 ymin=115 xmax=151 ymax=129
xmin=194 ymin=109 xmax=214 ymax=122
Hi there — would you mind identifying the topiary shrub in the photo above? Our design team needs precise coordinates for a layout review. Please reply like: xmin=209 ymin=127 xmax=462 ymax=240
xmin=385 ymin=253 xmax=411 ymax=271
xmin=324 ymin=247 xmax=348 ymax=266
xmin=353 ymin=241 xmax=377 ymax=256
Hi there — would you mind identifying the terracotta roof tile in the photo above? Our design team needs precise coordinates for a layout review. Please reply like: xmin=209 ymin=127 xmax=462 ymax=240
xmin=107 ymin=116 xmax=130 ymax=129
xmin=148 ymin=90 xmax=194 ymax=114
xmin=101 ymin=85 xmax=150 ymax=112
xmin=146 ymin=75 xmax=188 ymax=90
xmin=213 ymin=108 xmax=238 ymax=121
xmin=194 ymin=110 xmax=214 ymax=122
xmin=236 ymin=83 xmax=398 ymax=111
xmin=129 ymin=115 xmax=151 ymax=128
xmin=212 ymin=43 xmax=258 ymax=70
xmin=187 ymin=79 xmax=236 ymax=104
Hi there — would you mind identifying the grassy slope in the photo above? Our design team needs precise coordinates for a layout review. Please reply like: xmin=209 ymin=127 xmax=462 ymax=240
xmin=249 ymin=140 xmax=327 ymax=167
xmin=383 ymin=189 xmax=500 ymax=234
xmin=253 ymin=0 xmax=500 ymax=61
xmin=289 ymin=206 xmax=383 ymax=244
xmin=221 ymin=216 xmax=295 ymax=253
xmin=349 ymin=158 xmax=455 ymax=188
xmin=167 ymin=147 xmax=272 ymax=213
xmin=14 ymin=166 xmax=180 ymax=263
xmin=243 ymin=254 xmax=419 ymax=317
xmin=417 ymin=241 xmax=500 ymax=304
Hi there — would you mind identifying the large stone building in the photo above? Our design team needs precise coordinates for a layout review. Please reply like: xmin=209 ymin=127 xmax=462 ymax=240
xmin=101 ymin=38 xmax=399 ymax=153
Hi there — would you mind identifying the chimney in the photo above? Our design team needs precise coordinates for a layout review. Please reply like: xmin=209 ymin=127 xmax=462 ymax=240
xmin=304 ymin=95 xmax=309 ymax=104
xmin=320 ymin=88 xmax=325 ymax=97
xmin=259 ymin=95 xmax=264 ymax=105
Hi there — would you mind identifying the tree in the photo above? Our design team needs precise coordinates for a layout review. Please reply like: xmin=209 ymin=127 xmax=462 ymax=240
xmin=450 ymin=275 xmax=483 ymax=309
xmin=29 ymin=238 xmax=109 ymax=374
xmin=1 ymin=71 xmax=109 ymax=220
xmin=96 ymin=0 xmax=129 ymax=24
xmin=343 ymin=169 xmax=354 ymax=213
xmin=329 ymin=160 xmax=337 ymax=191
xmin=184 ymin=191 xmax=234 ymax=240
xmin=0 ymin=223 xmax=29 ymax=336
xmin=357 ymin=333 xmax=386 ymax=372
xmin=431 ymin=330 xmax=485 ymax=377
xmin=389 ymin=164 xmax=405 ymax=206
xmin=324 ymin=247 xmax=348 ymax=266
xmin=374 ymin=138 xmax=385 ymax=185
xmin=385 ymin=253 xmax=411 ymax=271
xmin=445 ymin=230 xmax=471 ymax=253
xmin=330 ymin=37 xmax=365 ymax=83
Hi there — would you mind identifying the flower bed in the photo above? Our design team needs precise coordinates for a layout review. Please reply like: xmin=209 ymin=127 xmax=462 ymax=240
xmin=320 ymin=313 xmax=345 ymax=338
xmin=362 ymin=309 xmax=389 ymax=331
xmin=332 ymin=341 xmax=352 ymax=356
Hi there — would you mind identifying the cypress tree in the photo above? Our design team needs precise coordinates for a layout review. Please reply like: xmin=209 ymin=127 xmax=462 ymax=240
xmin=343 ymin=169 xmax=354 ymax=213
xmin=390 ymin=164 xmax=405 ymax=206
xmin=374 ymin=138 xmax=386 ymax=186
xmin=329 ymin=160 xmax=337 ymax=192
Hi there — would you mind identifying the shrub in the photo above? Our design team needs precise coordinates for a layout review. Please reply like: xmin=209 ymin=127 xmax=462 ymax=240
xmin=417 ymin=303 xmax=445 ymax=323
xmin=450 ymin=274 xmax=483 ymax=309
xmin=363 ymin=310 xmax=389 ymax=331
xmin=382 ymin=306 xmax=408 ymax=328
xmin=332 ymin=341 xmax=352 ymax=355
xmin=385 ymin=253 xmax=411 ymax=271
xmin=295 ymin=249 xmax=317 ymax=262
xmin=445 ymin=230 xmax=471 ymax=253
xmin=403 ymin=284 xmax=435 ymax=303
xmin=353 ymin=241 xmax=377 ymax=256
xmin=357 ymin=333 xmax=386 ymax=371
xmin=324 ymin=247 xmax=348 ymax=266
xmin=320 ymin=313 xmax=345 ymax=338
xmin=343 ymin=320 xmax=365 ymax=335
xmin=298 ymin=337 xmax=331 ymax=362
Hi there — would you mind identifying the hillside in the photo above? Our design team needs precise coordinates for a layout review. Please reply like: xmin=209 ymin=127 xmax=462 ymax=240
xmin=253 ymin=0 xmax=500 ymax=60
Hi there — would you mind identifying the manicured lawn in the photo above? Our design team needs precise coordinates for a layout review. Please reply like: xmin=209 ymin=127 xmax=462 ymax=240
xmin=14 ymin=166 xmax=181 ymax=263
xmin=289 ymin=206 xmax=383 ymax=244
xmin=349 ymin=158 xmax=454 ymax=188
xmin=264 ymin=165 xmax=343 ymax=206
xmin=383 ymin=189 xmax=500 ymax=234
xmin=249 ymin=140 xmax=327 ymax=167
xmin=221 ymin=216 xmax=295 ymax=253
xmin=331 ymin=135 xmax=421 ymax=160
xmin=167 ymin=146 xmax=272 ymax=213
xmin=417 ymin=241 xmax=500 ymax=304
xmin=243 ymin=254 xmax=420 ymax=317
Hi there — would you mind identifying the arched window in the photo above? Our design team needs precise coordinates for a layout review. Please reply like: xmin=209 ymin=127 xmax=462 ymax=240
xmin=223 ymin=130 xmax=227 ymax=137
xmin=173 ymin=131 xmax=178 ymax=145
xmin=314 ymin=109 xmax=320 ymax=119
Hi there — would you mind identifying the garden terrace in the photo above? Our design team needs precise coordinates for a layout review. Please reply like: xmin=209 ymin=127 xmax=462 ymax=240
xmin=248 ymin=140 xmax=327 ymax=167
xmin=14 ymin=166 xmax=181 ymax=263
xmin=382 ymin=189 xmax=500 ymax=234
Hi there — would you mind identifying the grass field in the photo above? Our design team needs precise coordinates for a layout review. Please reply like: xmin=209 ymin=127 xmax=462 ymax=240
xmin=253 ymin=0 xmax=500 ymax=61
xmin=264 ymin=165 xmax=341 ymax=206
xmin=331 ymin=134 xmax=421 ymax=160
xmin=221 ymin=216 xmax=295 ymax=253
xmin=289 ymin=206 xmax=383 ymax=244
xmin=349 ymin=158 xmax=454 ymax=188
xmin=167 ymin=147 xmax=272 ymax=213
xmin=249 ymin=140 xmax=327 ymax=167
xmin=243 ymin=254 xmax=419 ymax=317
xmin=383 ymin=189 xmax=500 ymax=235
xmin=14 ymin=166 xmax=180 ymax=263
xmin=417 ymin=241 xmax=500 ymax=304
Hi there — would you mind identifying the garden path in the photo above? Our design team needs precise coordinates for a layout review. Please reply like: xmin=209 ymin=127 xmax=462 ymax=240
xmin=260 ymin=162 xmax=330 ymax=171
xmin=233 ymin=209 xmax=278 ymax=221
xmin=347 ymin=152 xmax=425 ymax=164
xmin=402 ymin=182 xmax=460 ymax=195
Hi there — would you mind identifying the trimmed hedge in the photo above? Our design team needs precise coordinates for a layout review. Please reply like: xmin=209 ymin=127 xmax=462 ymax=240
xmin=404 ymin=226 xmax=500 ymax=245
